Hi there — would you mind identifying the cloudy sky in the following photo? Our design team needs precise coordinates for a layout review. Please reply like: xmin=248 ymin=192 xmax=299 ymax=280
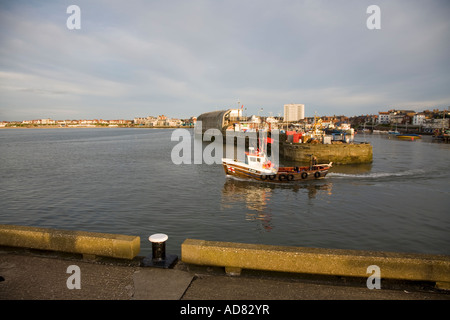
xmin=1 ymin=0 xmax=449 ymax=121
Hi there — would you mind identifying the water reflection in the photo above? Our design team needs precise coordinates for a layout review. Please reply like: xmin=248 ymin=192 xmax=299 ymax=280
xmin=221 ymin=178 xmax=273 ymax=231
xmin=222 ymin=177 xmax=334 ymax=205
xmin=275 ymin=179 xmax=333 ymax=199
xmin=221 ymin=178 xmax=334 ymax=231
xmin=222 ymin=178 xmax=272 ymax=211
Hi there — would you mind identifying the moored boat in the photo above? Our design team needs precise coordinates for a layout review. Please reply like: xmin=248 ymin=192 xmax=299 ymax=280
xmin=222 ymin=149 xmax=332 ymax=182
xmin=396 ymin=133 xmax=422 ymax=140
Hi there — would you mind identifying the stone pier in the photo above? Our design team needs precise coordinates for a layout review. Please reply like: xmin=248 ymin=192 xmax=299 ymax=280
xmin=280 ymin=141 xmax=373 ymax=164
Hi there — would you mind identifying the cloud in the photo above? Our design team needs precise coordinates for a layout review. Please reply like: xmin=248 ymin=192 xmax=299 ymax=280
xmin=0 ymin=0 xmax=449 ymax=121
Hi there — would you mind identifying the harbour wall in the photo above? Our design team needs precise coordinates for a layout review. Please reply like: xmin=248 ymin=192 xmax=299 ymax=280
xmin=0 ymin=224 xmax=140 ymax=260
xmin=182 ymin=239 xmax=450 ymax=290
xmin=1 ymin=224 xmax=449 ymax=290
xmin=215 ymin=132 xmax=373 ymax=164
xmin=280 ymin=141 xmax=373 ymax=164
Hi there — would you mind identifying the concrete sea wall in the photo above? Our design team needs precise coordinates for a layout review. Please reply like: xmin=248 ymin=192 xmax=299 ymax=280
xmin=1 ymin=224 xmax=449 ymax=290
xmin=182 ymin=239 xmax=450 ymax=290
xmin=280 ymin=142 xmax=373 ymax=164
xmin=0 ymin=224 xmax=140 ymax=260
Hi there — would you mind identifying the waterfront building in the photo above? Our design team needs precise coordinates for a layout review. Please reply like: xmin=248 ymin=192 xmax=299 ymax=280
xmin=40 ymin=118 xmax=56 ymax=125
xmin=413 ymin=113 xmax=426 ymax=126
xmin=284 ymin=104 xmax=305 ymax=122
xmin=388 ymin=110 xmax=416 ymax=125
xmin=249 ymin=115 xmax=261 ymax=124
xmin=266 ymin=116 xmax=278 ymax=124
xmin=378 ymin=112 xmax=390 ymax=124
xmin=133 ymin=117 xmax=146 ymax=125
xmin=167 ymin=118 xmax=182 ymax=127
xmin=157 ymin=115 xmax=168 ymax=126
xmin=423 ymin=118 xmax=449 ymax=130
xmin=134 ymin=116 xmax=158 ymax=126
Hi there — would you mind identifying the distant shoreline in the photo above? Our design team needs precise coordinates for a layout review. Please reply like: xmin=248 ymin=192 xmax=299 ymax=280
xmin=0 ymin=125 xmax=193 ymax=130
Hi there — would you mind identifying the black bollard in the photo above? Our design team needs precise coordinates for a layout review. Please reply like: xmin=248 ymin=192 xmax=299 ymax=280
xmin=141 ymin=233 xmax=178 ymax=268
xmin=150 ymin=233 xmax=167 ymax=261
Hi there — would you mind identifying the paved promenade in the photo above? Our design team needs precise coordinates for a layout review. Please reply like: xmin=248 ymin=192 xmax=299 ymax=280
xmin=1 ymin=247 xmax=449 ymax=302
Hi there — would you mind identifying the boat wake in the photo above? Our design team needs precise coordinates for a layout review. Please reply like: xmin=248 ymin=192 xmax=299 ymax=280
xmin=328 ymin=169 xmax=426 ymax=180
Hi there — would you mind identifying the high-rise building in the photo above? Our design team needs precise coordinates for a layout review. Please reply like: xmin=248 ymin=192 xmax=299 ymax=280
xmin=284 ymin=104 xmax=305 ymax=122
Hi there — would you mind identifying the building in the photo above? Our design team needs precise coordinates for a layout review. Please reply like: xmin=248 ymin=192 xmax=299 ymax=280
xmin=156 ymin=115 xmax=168 ymax=126
xmin=134 ymin=116 xmax=158 ymax=126
xmin=423 ymin=118 xmax=449 ymax=130
xmin=284 ymin=104 xmax=305 ymax=122
xmin=413 ymin=113 xmax=426 ymax=126
xmin=388 ymin=110 xmax=416 ymax=125
xmin=378 ymin=112 xmax=390 ymax=124
xmin=229 ymin=109 xmax=243 ymax=121
xmin=40 ymin=118 xmax=56 ymax=125
xmin=265 ymin=116 xmax=278 ymax=124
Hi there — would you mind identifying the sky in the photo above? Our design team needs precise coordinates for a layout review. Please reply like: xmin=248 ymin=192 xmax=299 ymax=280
xmin=1 ymin=0 xmax=449 ymax=121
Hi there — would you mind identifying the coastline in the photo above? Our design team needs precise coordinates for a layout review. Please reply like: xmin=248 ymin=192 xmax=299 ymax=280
xmin=0 ymin=125 xmax=192 ymax=129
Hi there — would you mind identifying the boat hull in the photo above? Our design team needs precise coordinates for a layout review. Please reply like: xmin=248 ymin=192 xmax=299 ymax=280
xmin=222 ymin=162 xmax=331 ymax=182
xmin=396 ymin=134 xmax=422 ymax=140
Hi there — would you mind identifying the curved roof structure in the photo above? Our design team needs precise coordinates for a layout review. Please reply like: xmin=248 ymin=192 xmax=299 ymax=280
xmin=197 ymin=109 xmax=232 ymax=133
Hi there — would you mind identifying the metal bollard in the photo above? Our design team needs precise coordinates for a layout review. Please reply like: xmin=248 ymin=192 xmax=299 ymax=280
xmin=149 ymin=233 xmax=168 ymax=261
xmin=141 ymin=233 xmax=178 ymax=268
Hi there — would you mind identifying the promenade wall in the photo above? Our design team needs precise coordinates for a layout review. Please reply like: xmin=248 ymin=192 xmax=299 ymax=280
xmin=0 ymin=224 xmax=140 ymax=260
xmin=2 ymin=224 xmax=448 ymax=290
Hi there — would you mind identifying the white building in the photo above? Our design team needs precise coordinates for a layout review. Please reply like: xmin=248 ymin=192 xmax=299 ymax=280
xmin=266 ymin=116 xmax=278 ymax=123
xmin=229 ymin=109 xmax=243 ymax=120
xmin=378 ymin=112 xmax=390 ymax=124
xmin=284 ymin=104 xmax=305 ymax=122
xmin=412 ymin=113 xmax=426 ymax=126
xmin=41 ymin=118 xmax=56 ymax=125
xmin=249 ymin=115 xmax=261 ymax=123
xmin=134 ymin=116 xmax=158 ymax=126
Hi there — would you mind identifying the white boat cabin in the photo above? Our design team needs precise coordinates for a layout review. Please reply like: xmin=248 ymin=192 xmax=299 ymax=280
xmin=245 ymin=148 xmax=275 ymax=172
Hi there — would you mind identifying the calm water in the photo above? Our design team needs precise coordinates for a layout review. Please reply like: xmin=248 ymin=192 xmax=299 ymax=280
xmin=1 ymin=128 xmax=449 ymax=257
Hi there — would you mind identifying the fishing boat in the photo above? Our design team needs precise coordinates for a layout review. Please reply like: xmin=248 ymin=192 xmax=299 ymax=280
xmin=222 ymin=148 xmax=332 ymax=182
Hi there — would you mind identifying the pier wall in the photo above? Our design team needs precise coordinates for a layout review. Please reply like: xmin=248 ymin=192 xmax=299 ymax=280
xmin=0 ymin=224 xmax=140 ymax=260
xmin=215 ymin=132 xmax=373 ymax=164
xmin=182 ymin=239 xmax=450 ymax=289
xmin=1 ymin=224 xmax=449 ymax=290
xmin=280 ymin=142 xmax=373 ymax=164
